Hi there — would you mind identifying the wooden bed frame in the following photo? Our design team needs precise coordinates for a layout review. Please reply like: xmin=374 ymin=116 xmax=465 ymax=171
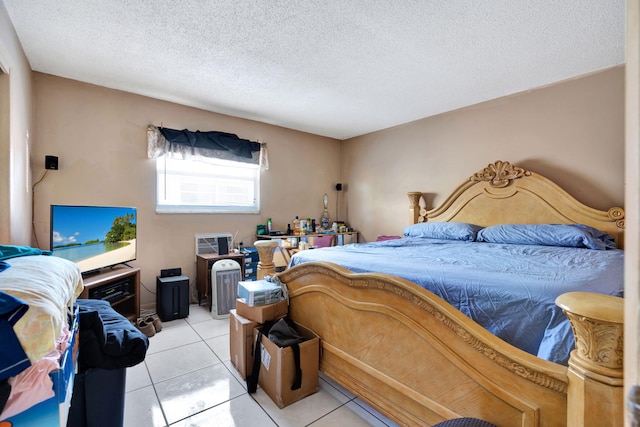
xmin=254 ymin=161 xmax=624 ymax=426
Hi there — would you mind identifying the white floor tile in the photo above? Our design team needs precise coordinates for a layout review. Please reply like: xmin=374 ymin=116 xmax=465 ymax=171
xmin=353 ymin=399 xmax=400 ymax=427
xmin=160 ymin=317 xmax=189 ymax=329
xmin=169 ymin=394 xmax=277 ymax=427
xmin=205 ymin=334 xmax=231 ymax=362
xmin=251 ymin=378 xmax=351 ymax=427
xmin=124 ymin=385 xmax=167 ymax=427
xmin=146 ymin=321 xmax=202 ymax=354
xmin=155 ymin=364 xmax=246 ymax=424
xmin=223 ymin=360 xmax=249 ymax=390
xmin=308 ymin=402 xmax=389 ymax=427
xmin=185 ymin=304 xmax=215 ymax=324
xmin=190 ymin=317 xmax=230 ymax=340
xmin=145 ymin=341 xmax=217 ymax=383
xmin=124 ymin=307 xmax=395 ymax=427
xmin=126 ymin=362 xmax=152 ymax=392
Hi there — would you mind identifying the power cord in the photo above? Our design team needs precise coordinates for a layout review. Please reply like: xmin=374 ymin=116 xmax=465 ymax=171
xmin=31 ymin=170 xmax=48 ymax=248
xmin=139 ymin=279 xmax=156 ymax=295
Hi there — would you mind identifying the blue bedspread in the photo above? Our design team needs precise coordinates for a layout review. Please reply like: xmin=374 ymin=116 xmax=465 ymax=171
xmin=289 ymin=238 xmax=624 ymax=364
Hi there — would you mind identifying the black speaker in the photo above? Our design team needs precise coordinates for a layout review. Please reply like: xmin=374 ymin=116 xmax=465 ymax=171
xmin=45 ymin=155 xmax=58 ymax=170
xmin=160 ymin=267 xmax=182 ymax=278
xmin=156 ymin=275 xmax=189 ymax=321
xmin=335 ymin=183 xmax=343 ymax=191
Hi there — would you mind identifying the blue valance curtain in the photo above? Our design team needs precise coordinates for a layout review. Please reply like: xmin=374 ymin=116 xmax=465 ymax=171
xmin=147 ymin=125 xmax=268 ymax=169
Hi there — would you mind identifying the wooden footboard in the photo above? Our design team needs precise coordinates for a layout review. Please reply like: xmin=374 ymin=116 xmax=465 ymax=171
xmin=268 ymin=262 xmax=623 ymax=427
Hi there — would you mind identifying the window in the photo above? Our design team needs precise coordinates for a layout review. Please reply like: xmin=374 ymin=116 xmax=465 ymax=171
xmin=156 ymin=157 xmax=260 ymax=213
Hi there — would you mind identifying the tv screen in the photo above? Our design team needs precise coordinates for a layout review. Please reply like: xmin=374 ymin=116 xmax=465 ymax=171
xmin=50 ymin=205 xmax=137 ymax=274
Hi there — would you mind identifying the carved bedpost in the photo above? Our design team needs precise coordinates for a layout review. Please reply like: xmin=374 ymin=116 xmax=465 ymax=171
xmin=556 ymin=292 xmax=624 ymax=427
xmin=408 ymin=192 xmax=423 ymax=224
xmin=254 ymin=240 xmax=278 ymax=279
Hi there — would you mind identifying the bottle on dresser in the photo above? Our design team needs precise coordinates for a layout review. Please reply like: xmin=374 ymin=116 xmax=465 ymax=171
xmin=321 ymin=193 xmax=331 ymax=230
xmin=293 ymin=216 xmax=301 ymax=236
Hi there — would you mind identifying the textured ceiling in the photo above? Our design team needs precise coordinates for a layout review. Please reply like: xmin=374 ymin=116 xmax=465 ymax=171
xmin=2 ymin=1 xmax=625 ymax=139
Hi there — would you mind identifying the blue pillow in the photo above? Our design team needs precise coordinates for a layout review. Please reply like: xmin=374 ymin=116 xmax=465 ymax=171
xmin=476 ymin=224 xmax=616 ymax=250
xmin=403 ymin=222 xmax=483 ymax=241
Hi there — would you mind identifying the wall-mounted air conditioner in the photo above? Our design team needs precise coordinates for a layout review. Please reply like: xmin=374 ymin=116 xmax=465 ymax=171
xmin=195 ymin=233 xmax=234 ymax=260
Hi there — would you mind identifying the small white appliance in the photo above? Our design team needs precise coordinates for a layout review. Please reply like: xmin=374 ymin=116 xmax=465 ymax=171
xmin=210 ymin=259 xmax=241 ymax=319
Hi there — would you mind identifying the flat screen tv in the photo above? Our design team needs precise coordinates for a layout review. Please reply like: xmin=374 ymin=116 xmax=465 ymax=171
xmin=50 ymin=205 xmax=137 ymax=274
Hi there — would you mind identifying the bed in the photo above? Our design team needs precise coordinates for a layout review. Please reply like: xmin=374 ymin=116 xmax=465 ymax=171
xmin=0 ymin=248 xmax=84 ymax=422
xmin=255 ymin=161 xmax=625 ymax=427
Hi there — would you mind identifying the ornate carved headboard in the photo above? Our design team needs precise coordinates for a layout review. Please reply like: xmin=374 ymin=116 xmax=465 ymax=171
xmin=408 ymin=161 xmax=625 ymax=248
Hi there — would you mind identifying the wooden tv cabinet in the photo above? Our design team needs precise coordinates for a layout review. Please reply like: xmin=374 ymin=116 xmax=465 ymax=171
xmin=81 ymin=266 xmax=141 ymax=321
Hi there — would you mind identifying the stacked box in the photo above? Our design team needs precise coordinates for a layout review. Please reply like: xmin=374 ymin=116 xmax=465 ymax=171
xmin=237 ymin=279 xmax=284 ymax=306
xmin=229 ymin=309 xmax=259 ymax=380
xmin=236 ymin=298 xmax=288 ymax=323
xmin=230 ymin=299 xmax=289 ymax=380
xmin=254 ymin=322 xmax=320 ymax=408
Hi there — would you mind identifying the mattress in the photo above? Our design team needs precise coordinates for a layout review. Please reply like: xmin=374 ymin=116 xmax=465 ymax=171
xmin=289 ymin=237 xmax=624 ymax=364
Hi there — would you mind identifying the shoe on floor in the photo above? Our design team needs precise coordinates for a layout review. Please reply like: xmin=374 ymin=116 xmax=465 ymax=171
xmin=144 ymin=315 xmax=163 ymax=332
xmin=136 ymin=319 xmax=155 ymax=338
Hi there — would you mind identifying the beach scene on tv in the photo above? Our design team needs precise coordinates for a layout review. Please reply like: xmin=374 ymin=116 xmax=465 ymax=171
xmin=51 ymin=206 xmax=137 ymax=273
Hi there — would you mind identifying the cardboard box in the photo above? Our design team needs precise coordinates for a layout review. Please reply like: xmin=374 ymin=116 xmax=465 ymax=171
xmin=229 ymin=309 xmax=259 ymax=380
xmin=237 ymin=279 xmax=284 ymax=306
xmin=236 ymin=298 xmax=288 ymax=323
xmin=254 ymin=322 xmax=320 ymax=408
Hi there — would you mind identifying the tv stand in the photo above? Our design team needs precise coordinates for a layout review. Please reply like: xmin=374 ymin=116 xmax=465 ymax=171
xmin=81 ymin=266 xmax=140 ymax=321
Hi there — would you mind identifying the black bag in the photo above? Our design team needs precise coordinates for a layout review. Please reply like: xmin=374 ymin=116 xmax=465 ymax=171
xmin=268 ymin=317 xmax=305 ymax=346
xmin=247 ymin=317 xmax=306 ymax=393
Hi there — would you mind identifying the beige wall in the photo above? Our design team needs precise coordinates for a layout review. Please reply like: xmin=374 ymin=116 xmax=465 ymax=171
xmin=29 ymin=67 xmax=626 ymax=308
xmin=0 ymin=2 xmax=34 ymax=245
xmin=342 ymin=66 xmax=625 ymax=242
xmin=31 ymin=73 xmax=340 ymax=307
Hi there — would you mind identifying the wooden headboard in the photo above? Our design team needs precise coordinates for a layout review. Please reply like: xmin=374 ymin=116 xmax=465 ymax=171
xmin=408 ymin=160 xmax=625 ymax=248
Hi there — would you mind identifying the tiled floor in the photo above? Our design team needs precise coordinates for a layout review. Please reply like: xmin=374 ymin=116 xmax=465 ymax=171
xmin=124 ymin=304 xmax=399 ymax=427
